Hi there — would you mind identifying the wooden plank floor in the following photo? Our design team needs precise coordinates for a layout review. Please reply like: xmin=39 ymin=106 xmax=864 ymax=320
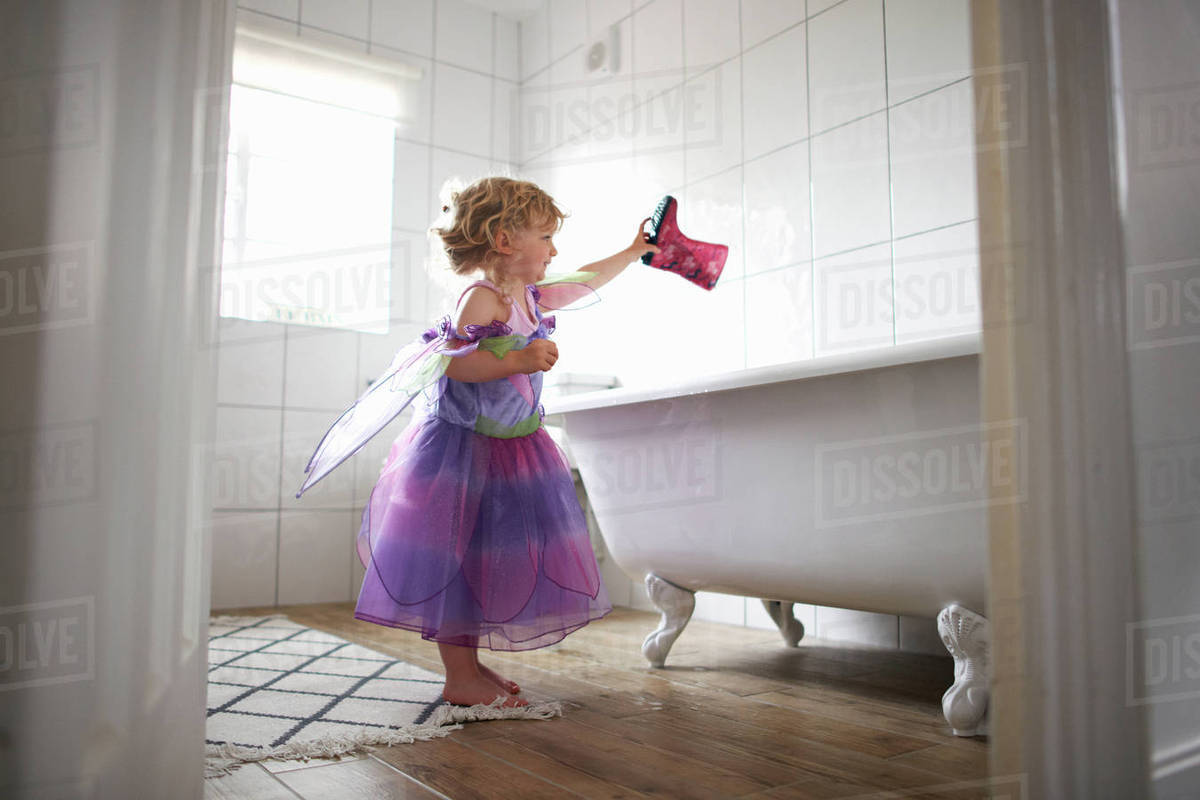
xmin=206 ymin=603 xmax=990 ymax=799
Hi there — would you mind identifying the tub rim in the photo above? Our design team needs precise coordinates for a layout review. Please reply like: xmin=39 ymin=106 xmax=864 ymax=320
xmin=543 ymin=332 xmax=981 ymax=414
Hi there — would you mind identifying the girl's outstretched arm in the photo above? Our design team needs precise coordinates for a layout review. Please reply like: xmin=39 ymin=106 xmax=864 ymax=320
xmin=445 ymin=286 xmax=559 ymax=382
xmin=576 ymin=218 xmax=660 ymax=292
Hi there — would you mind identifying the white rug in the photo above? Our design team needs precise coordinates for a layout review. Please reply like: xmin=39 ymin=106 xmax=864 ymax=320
xmin=205 ymin=614 xmax=562 ymax=778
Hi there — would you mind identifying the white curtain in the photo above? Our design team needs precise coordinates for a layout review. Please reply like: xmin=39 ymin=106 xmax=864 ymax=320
xmin=0 ymin=1 xmax=233 ymax=797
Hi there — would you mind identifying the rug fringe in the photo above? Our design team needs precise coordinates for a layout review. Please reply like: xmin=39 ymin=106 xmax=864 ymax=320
xmin=205 ymin=699 xmax=563 ymax=779
xmin=428 ymin=696 xmax=564 ymax=726
xmin=205 ymin=720 xmax=461 ymax=778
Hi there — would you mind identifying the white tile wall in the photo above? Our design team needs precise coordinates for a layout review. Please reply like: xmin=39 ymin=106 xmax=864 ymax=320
xmin=213 ymin=406 xmax=284 ymax=510
xmin=683 ymin=58 xmax=742 ymax=182
xmin=386 ymin=48 xmax=434 ymax=143
xmin=632 ymin=147 xmax=685 ymax=202
xmin=807 ymin=0 xmax=845 ymax=17
xmin=883 ymin=0 xmax=972 ymax=105
xmin=210 ymin=512 xmax=280 ymax=610
xmin=694 ymin=590 xmax=747 ymax=626
xmin=283 ymin=327 xmax=359 ymax=410
xmin=433 ymin=63 xmax=495 ymax=156
xmin=746 ymin=597 xmax=817 ymax=636
xmin=351 ymin=519 xmax=367 ymax=595
xmin=371 ymin=0 xmax=435 ymax=57
xmin=810 ymin=110 xmax=891 ymax=257
xmin=631 ymin=0 xmax=684 ymax=90
xmin=708 ymin=280 xmax=747 ymax=371
xmin=743 ymin=141 xmax=811 ymax=275
xmin=431 ymin=147 xmax=493 ymax=199
xmin=239 ymin=0 xmax=299 ymax=20
xmin=392 ymin=139 xmax=432 ymax=230
xmin=629 ymin=83 xmax=687 ymax=159
xmin=807 ymin=0 xmax=886 ymax=134
xmin=741 ymin=0 xmax=806 ymax=51
xmin=742 ymin=23 xmax=808 ymax=162
xmin=390 ymin=231 xmax=440 ymax=323
xmin=277 ymin=509 xmax=356 ymax=604
xmin=549 ymin=0 xmax=587 ymax=64
xmin=889 ymin=78 xmax=977 ymax=237
xmin=236 ymin=5 xmax=297 ymax=36
xmin=519 ymin=2 xmax=550 ymax=79
xmin=495 ymin=16 xmax=520 ymax=81
xmin=493 ymin=78 xmax=518 ymax=162
xmin=814 ymin=242 xmax=894 ymax=354
xmin=744 ymin=262 xmax=814 ymax=367
xmin=892 ymin=220 xmax=980 ymax=343
xmin=587 ymin=0 xmax=631 ymax=35
xmin=436 ymin=0 xmax=493 ymax=73
xmin=282 ymin=408 xmax=358 ymax=508
xmin=217 ymin=319 xmax=286 ymax=406
xmin=683 ymin=0 xmax=741 ymax=71
xmin=515 ymin=69 xmax=550 ymax=164
xmin=301 ymin=0 xmax=369 ymax=39
xmin=589 ymin=23 xmax=635 ymax=160
xmin=816 ymin=606 xmax=899 ymax=648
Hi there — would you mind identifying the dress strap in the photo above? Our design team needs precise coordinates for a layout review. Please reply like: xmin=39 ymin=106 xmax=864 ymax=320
xmin=523 ymin=284 xmax=542 ymax=323
xmin=456 ymin=278 xmax=500 ymax=308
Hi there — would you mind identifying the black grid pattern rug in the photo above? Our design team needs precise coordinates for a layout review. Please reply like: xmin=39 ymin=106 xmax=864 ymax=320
xmin=205 ymin=614 xmax=562 ymax=778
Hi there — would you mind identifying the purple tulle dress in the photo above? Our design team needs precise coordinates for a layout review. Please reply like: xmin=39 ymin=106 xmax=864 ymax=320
xmin=351 ymin=279 xmax=612 ymax=650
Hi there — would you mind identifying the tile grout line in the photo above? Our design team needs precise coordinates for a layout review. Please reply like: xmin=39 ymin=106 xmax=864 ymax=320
xmin=490 ymin=9 xmax=497 ymax=168
xmin=680 ymin=0 xmax=688 ymax=188
xmin=737 ymin=0 xmax=748 ymax=374
xmin=804 ymin=0 xmax=817 ymax=358
xmin=349 ymin=329 xmax=362 ymax=602
xmin=881 ymin=0 xmax=897 ymax=348
xmin=274 ymin=325 xmax=288 ymax=606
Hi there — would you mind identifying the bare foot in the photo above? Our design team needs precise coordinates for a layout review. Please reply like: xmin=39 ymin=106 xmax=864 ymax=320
xmin=442 ymin=674 xmax=529 ymax=708
xmin=477 ymin=662 xmax=520 ymax=695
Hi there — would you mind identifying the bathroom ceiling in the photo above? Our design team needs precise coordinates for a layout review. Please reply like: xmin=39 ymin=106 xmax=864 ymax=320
xmin=462 ymin=0 xmax=544 ymax=20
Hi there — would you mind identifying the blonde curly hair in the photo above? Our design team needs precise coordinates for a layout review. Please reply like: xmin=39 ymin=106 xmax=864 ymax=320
xmin=431 ymin=176 xmax=567 ymax=276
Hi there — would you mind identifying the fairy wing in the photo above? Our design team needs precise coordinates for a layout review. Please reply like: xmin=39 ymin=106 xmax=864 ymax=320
xmin=298 ymin=275 xmax=598 ymax=498
xmin=533 ymin=271 xmax=600 ymax=310
xmin=294 ymin=318 xmax=509 ymax=498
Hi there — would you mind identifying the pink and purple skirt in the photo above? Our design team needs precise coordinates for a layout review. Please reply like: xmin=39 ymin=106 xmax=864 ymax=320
xmin=353 ymin=415 xmax=612 ymax=650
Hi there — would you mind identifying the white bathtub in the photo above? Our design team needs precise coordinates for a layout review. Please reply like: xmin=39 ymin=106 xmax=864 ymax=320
xmin=545 ymin=334 xmax=1000 ymax=736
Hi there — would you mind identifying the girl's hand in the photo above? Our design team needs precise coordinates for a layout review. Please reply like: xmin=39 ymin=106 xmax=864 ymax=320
xmin=627 ymin=217 xmax=660 ymax=260
xmin=518 ymin=339 xmax=558 ymax=373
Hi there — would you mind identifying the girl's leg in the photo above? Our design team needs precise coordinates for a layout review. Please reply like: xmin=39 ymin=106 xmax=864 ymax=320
xmin=438 ymin=641 xmax=528 ymax=707
xmin=471 ymin=649 xmax=520 ymax=694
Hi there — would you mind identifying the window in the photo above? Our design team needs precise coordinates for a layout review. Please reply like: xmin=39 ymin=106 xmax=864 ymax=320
xmin=220 ymin=22 xmax=419 ymax=334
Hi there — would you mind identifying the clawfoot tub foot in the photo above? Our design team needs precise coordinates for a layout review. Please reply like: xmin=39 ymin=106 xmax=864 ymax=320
xmin=937 ymin=603 xmax=990 ymax=737
xmin=761 ymin=599 xmax=805 ymax=647
xmin=642 ymin=573 xmax=695 ymax=668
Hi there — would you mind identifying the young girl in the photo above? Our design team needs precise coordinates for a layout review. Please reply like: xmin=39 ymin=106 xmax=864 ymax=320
xmin=348 ymin=177 xmax=658 ymax=708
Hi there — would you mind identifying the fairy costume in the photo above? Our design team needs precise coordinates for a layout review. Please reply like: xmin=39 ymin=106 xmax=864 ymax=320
xmin=296 ymin=272 xmax=611 ymax=651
